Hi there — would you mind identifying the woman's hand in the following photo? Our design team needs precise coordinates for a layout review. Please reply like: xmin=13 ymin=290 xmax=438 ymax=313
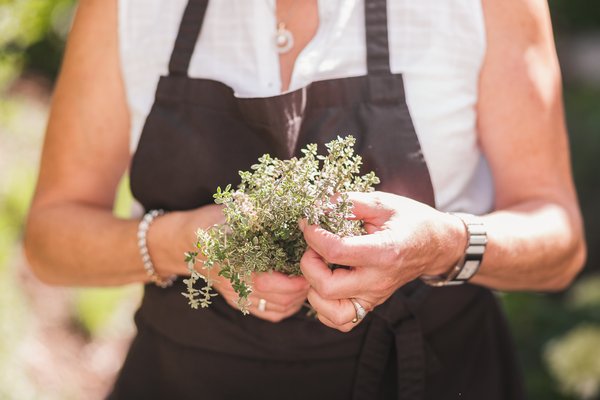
xmin=298 ymin=0 xmax=587 ymax=332
xmin=171 ymin=205 xmax=310 ymax=322
xmin=299 ymin=191 xmax=466 ymax=332
xmin=211 ymin=271 xmax=310 ymax=322
xmin=153 ymin=204 xmax=309 ymax=322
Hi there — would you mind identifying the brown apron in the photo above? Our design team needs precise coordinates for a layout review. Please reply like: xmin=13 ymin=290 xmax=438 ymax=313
xmin=109 ymin=1 xmax=526 ymax=399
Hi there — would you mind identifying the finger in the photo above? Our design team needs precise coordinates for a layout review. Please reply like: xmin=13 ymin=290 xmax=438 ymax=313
xmin=215 ymin=273 xmax=307 ymax=314
xmin=316 ymin=311 xmax=361 ymax=333
xmin=299 ymin=220 xmax=387 ymax=268
xmin=306 ymin=287 xmax=357 ymax=327
xmin=308 ymin=289 xmax=356 ymax=329
xmin=250 ymin=301 xmax=304 ymax=323
xmin=325 ymin=192 xmax=390 ymax=223
xmin=328 ymin=193 xmax=384 ymax=235
xmin=344 ymin=191 xmax=392 ymax=223
xmin=300 ymin=247 xmax=364 ymax=299
xmin=253 ymin=271 xmax=310 ymax=294
xmin=249 ymin=291 xmax=308 ymax=311
xmin=247 ymin=295 xmax=286 ymax=313
xmin=251 ymin=308 xmax=300 ymax=323
xmin=220 ymin=284 xmax=306 ymax=322
xmin=222 ymin=291 xmax=304 ymax=317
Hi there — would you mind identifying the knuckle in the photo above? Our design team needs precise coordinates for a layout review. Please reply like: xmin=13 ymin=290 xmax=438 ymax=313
xmin=317 ymin=281 xmax=335 ymax=299
xmin=268 ymin=314 xmax=285 ymax=323
xmin=383 ymin=248 xmax=399 ymax=268
xmin=287 ymin=303 xmax=303 ymax=314
xmin=292 ymin=278 xmax=309 ymax=292
xmin=281 ymin=297 xmax=295 ymax=310
xmin=330 ymin=312 xmax=346 ymax=326
xmin=317 ymin=314 xmax=332 ymax=328
xmin=300 ymin=250 xmax=311 ymax=265
xmin=380 ymin=237 xmax=400 ymax=266
xmin=252 ymin=277 xmax=266 ymax=292
xmin=376 ymin=276 xmax=394 ymax=293
xmin=306 ymin=289 xmax=317 ymax=304
xmin=326 ymin=246 xmax=344 ymax=264
xmin=372 ymin=193 xmax=385 ymax=210
xmin=365 ymin=300 xmax=377 ymax=312
xmin=371 ymin=279 xmax=386 ymax=294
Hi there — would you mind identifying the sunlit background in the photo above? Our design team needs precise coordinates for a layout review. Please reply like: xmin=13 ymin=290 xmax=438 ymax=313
xmin=0 ymin=1 xmax=599 ymax=399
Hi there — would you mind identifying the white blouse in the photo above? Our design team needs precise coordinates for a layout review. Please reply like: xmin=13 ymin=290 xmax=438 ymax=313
xmin=118 ymin=0 xmax=494 ymax=214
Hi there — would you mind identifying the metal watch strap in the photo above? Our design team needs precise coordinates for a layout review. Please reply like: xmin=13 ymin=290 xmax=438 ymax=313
xmin=421 ymin=212 xmax=487 ymax=287
xmin=452 ymin=212 xmax=487 ymax=282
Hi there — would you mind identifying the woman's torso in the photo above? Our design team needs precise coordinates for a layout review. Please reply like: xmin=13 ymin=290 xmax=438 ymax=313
xmin=118 ymin=0 xmax=494 ymax=215
xmin=110 ymin=2 xmax=527 ymax=398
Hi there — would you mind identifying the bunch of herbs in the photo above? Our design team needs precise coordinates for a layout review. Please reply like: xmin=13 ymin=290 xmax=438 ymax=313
xmin=183 ymin=136 xmax=379 ymax=313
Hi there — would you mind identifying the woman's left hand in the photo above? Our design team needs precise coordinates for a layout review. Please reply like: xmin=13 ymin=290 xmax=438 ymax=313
xmin=299 ymin=191 xmax=466 ymax=332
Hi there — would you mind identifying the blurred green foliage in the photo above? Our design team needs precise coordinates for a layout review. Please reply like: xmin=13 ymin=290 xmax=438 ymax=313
xmin=545 ymin=324 xmax=600 ymax=399
xmin=543 ymin=275 xmax=600 ymax=399
xmin=568 ymin=275 xmax=600 ymax=311
xmin=0 ymin=0 xmax=599 ymax=399
xmin=0 ymin=169 xmax=34 ymax=269
xmin=565 ymin=86 xmax=600 ymax=278
xmin=74 ymin=285 xmax=133 ymax=337
xmin=0 ymin=172 xmax=39 ymax=399
xmin=0 ymin=0 xmax=75 ymax=88
xmin=503 ymin=275 xmax=600 ymax=399
xmin=549 ymin=0 xmax=600 ymax=33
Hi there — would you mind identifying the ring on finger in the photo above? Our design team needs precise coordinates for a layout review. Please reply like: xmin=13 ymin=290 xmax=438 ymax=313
xmin=349 ymin=298 xmax=367 ymax=323
xmin=258 ymin=298 xmax=267 ymax=312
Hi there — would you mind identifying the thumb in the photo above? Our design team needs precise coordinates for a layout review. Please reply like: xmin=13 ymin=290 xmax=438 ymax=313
xmin=345 ymin=192 xmax=392 ymax=225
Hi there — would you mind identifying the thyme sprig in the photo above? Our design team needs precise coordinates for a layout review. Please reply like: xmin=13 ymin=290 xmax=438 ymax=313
xmin=183 ymin=136 xmax=379 ymax=313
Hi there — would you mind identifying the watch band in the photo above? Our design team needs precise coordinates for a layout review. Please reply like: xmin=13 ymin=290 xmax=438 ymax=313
xmin=421 ymin=212 xmax=487 ymax=287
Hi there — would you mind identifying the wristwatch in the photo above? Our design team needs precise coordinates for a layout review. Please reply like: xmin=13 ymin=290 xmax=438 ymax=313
xmin=421 ymin=212 xmax=487 ymax=287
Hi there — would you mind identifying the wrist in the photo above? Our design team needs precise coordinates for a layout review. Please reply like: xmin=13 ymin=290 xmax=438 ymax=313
xmin=421 ymin=212 xmax=487 ymax=287
xmin=147 ymin=205 xmax=225 ymax=277
xmin=423 ymin=212 xmax=468 ymax=276
xmin=146 ymin=210 xmax=190 ymax=277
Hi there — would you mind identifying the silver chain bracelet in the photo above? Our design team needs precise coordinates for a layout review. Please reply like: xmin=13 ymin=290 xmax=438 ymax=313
xmin=137 ymin=209 xmax=177 ymax=288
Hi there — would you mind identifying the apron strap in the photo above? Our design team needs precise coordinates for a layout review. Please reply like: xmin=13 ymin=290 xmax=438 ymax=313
xmin=365 ymin=0 xmax=392 ymax=76
xmin=168 ymin=0 xmax=209 ymax=76
xmin=353 ymin=282 xmax=440 ymax=400
xmin=168 ymin=0 xmax=391 ymax=77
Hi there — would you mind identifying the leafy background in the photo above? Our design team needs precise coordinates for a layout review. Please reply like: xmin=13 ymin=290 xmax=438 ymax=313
xmin=0 ymin=1 xmax=598 ymax=399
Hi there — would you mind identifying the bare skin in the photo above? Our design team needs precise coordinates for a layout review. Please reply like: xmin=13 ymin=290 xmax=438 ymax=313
xmin=300 ymin=0 xmax=586 ymax=332
xmin=25 ymin=0 xmax=585 ymax=329
xmin=24 ymin=0 xmax=318 ymax=322
xmin=276 ymin=0 xmax=319 ymax=92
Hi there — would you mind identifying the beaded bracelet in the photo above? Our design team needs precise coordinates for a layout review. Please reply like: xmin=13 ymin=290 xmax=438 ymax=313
xmin=137 ymin=209 xmax=177 ymax=288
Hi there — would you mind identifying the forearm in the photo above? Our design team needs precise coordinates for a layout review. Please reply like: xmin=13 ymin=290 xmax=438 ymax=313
xmin=24 ymin=203 xmax=196 ymax=286
xmin=468 ymin=0 xmax=587 ymax=291
xmin=468 ymin=200 xmax=586 ymax=292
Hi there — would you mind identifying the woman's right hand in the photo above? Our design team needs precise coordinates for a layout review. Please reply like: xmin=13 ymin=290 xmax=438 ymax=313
xmin=152 ymin=204 xmax=309 ymax=322
xmin=212 ymin=270 xmax=310 ymax=322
